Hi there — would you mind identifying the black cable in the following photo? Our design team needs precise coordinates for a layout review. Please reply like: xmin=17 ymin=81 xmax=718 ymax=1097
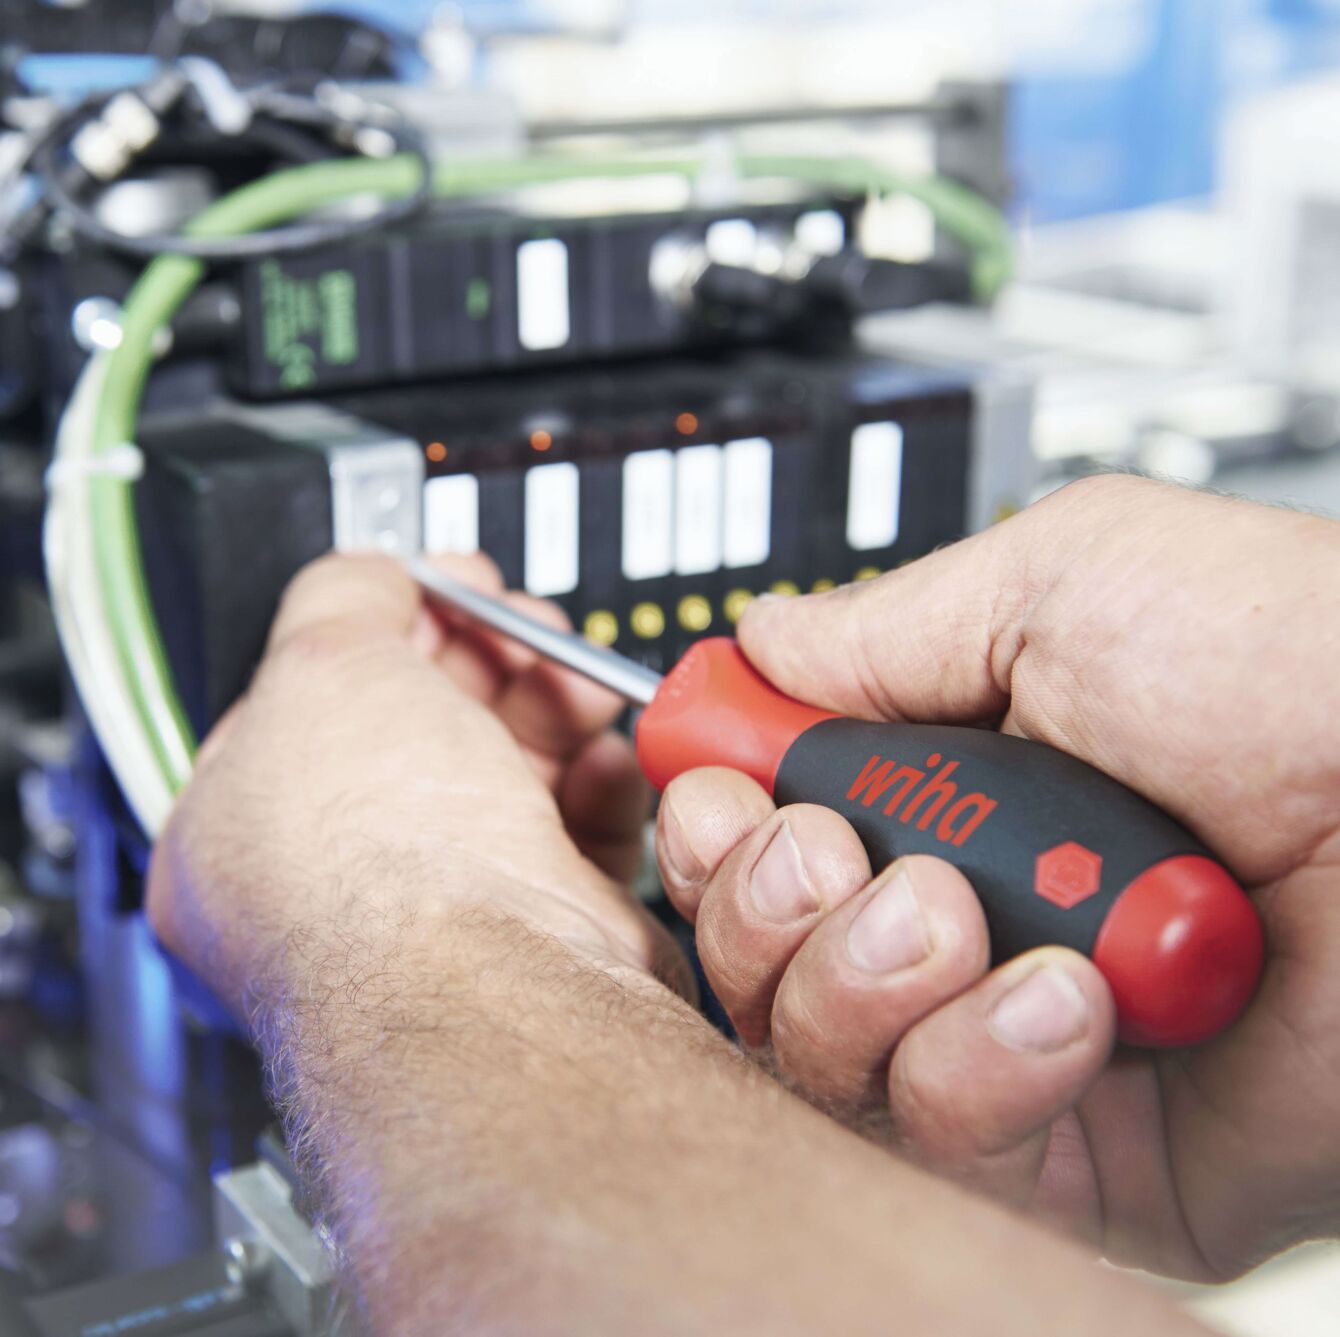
xmin=0 ymin=89 xmax=110 ymax=258
xmin=2 ymin=70 xmax=190 ymax=253
xmin=242 ymin=114 xmax=336 ymax=167
xmin=31 ymin=91 xmax=433 ymax=262
xmin=151 ymin=10 xmax=411 ymax=82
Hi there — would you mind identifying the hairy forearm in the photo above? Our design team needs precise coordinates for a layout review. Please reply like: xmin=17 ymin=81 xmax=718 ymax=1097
xmin=254 ymin=879 xmax=1208 ymax=1336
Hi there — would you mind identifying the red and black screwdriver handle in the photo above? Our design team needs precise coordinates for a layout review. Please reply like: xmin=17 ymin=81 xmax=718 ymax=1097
xmin=635 ymin=638 xmax=1264 ymax=1049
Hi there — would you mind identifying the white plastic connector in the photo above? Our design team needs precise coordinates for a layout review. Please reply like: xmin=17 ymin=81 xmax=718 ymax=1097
xmin=70 ymin=92 xmax=161 ymax=181
xmin=103 ymin=92 xmax=161 ymax=153
xmin=45 ymin=442 xmax=144 ymax=491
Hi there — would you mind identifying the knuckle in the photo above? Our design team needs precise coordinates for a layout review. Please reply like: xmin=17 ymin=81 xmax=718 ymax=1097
xmin=771 ymin=968 xmax=834 ymax=1068
xmin=268 ymin=621 xmax=351 ymax=671
xmin=261 ymin=624 xmax=405 ymax=711
xmin=1050 ymin=471 xmax=1152 ymax=515
xmin=695 ymin=895 xmax=771 ymax=1013
xmin=887 ymin=1040 xmax=1013 ymax=1162
xmin=276 ymin=551 xmax=402 ymax=623
xmin=886 ymin=1049 xmax=963 ymax=1152
xmin=279 ymin=550 xmax=354 ymax=604
xmin=662 ymin=772 xmax=773 ymax=876
xmin=694 ymin=898 xmax=744 ymax=995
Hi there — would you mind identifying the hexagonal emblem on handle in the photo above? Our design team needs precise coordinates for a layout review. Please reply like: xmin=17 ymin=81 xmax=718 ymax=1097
xmin=1034 ymin=841 xmax=1103 ymax=909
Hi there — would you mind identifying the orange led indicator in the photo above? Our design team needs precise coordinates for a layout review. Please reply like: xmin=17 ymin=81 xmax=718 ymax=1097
xmin=530 ymin=429 xmax=553 ymax=452
xmin=425 ymin=441 xmax=447 ymax=463
xmin=675 ymin=412 xmax=698 ymax=436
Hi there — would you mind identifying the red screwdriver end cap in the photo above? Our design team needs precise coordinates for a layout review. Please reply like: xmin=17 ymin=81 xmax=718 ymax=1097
xmin=1093 ymin=855 xmax=1264 ymax=1049
xmin=636 ymin=638 xmax=834 ymax=794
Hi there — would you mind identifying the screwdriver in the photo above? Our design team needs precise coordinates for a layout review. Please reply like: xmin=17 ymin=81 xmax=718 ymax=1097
xmin=407 ymin=558 xmax=1264 ymax=1050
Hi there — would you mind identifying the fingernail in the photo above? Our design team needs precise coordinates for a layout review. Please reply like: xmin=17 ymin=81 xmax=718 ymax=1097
xmin=988 ymin=965 xmax=1090 ymax=1054
xmin=660 ymin=804 xmax=703 ymax=886
xmin=749 ymin=821 xmax=819 ymax=923
xmin=845 ymin=865 xmax=931 ymax=974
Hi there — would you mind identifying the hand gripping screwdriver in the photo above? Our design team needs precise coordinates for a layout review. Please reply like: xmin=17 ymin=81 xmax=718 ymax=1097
xmin=407 ymin=560 xmax=1264 ymax=1049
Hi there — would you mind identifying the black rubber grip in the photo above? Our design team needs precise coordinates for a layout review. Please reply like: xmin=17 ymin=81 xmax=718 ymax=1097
xmin=774 ymin=719 xmax=1206 ymax=961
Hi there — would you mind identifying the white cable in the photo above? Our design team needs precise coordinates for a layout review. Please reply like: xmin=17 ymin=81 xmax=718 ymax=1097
xmin=45 ymin=355 xmax=174 ymax=835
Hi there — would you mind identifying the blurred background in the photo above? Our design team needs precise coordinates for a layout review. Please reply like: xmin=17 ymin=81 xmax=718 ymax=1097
xmin=0 ymin=2 xmax=1337 ymax=1333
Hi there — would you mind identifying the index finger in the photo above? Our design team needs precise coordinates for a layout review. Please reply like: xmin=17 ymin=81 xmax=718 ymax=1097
xmin=267 ymin=551 xmax=424 ymax=653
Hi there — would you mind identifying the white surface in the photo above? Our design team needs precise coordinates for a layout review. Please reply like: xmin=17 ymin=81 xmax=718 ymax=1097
xmin=524 ymin=461 xmax=580 ymax=596
xmin=722 ymin=437 xmax=773 ymax=569
xmin=621 ymin=449 xmax=676 ymax=580
xmin=517 ymin=237 xmax=571 ymax=352
xmin=1223 ymin=75 xmax=1340 ymax=390
xmin=1172 ymin=1243 xmax=1340 ymax=1337
xmin=674 ymin=444 xmax=725 ymax=576
xmin=846 ymin=421 xmax=903 ymax=550
xmin=423 ymin=474 xmax=480 ymax=554
xmin=795 ymin=208 xmax=846 ymax=257
xmin=704 ymin=218 xmax=757 ymax=267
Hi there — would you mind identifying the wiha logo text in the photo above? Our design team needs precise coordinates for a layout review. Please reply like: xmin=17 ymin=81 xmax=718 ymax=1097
xmin=846 ymin=752 xmax=997 ymax=848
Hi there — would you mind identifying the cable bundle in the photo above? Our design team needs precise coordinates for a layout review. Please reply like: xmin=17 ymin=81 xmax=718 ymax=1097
xmin=41 ymin=134 xmax=1011 ymax=835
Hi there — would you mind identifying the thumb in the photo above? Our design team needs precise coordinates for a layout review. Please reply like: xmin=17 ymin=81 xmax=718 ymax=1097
xmin=736 ymin=513 xmax=1042 ymax=725
xmin=737 ymin=475 xmax=1174 ymax=728
xmin=734 ymin=475 xmax=1308 ymax=879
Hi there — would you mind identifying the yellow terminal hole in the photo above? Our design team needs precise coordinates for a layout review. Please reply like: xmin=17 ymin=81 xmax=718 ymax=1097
xmin=630 ymin=602 xmax=665 ymax=639
xmin=583 ymin=609 xmax=618 ymax=646
xmin=854 ymin=566 xmax=881 ymax=582
xmin=769 ymin=579 xmax=800 ymax=597
xmin=722 ymin=588 xmax=753 ymax=624
xmin=810 ymin=577 xmax=836 ymax=593
xmin=677 ymin=594 xmax=713 ymax=633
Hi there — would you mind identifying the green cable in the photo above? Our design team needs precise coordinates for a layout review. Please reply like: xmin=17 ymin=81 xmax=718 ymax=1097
xmin=90 ymin=151 xmax=1013 ymax=797
xmin=93 ymin=155 xmax=701 ymax=790
xmin=733 ymin=155 xmax=1012 ymax=301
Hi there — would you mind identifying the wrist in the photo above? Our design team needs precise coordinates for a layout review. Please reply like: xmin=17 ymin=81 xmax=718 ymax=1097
xmin=247 ymin=859 xmax=672 ymax=1060
xmin=218 ymin=835 xmax=660 ymax=1018
xmin=248 ymin=888 xmax=700 ymax=1330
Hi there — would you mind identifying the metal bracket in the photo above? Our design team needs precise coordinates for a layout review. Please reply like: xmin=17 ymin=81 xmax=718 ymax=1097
xmin=213 ymin=1160 xmax=366 ymax=1336
xmin=224 ymin=401 xmax=425 ymax=556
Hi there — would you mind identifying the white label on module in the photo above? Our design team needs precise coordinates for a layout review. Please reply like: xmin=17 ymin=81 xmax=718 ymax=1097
xmin=705 ymin=218 xmax=757 ymax=267
xmin=795 ymin=209 xmax=845 ymax=257
xmin=722 ymin=437 xmax=772 ymax=568
xmin=423 ymin=474 xmax=480 ymax=554
xmin=622 ymin=449 xmax=674 ymax=580
xmin=517 ymin=238 xmax=570 ymax=351
xmin=525 ymin=461 xmax=579 ymax=596
xmin=846 ymin=421 xmax=903 ymax=551
xmin=675 ymin=444 xmax=724 ymax=575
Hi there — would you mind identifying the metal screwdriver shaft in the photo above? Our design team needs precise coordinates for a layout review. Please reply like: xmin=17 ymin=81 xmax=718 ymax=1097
xmin=405 ymin=557 xmax=665 ymax=707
